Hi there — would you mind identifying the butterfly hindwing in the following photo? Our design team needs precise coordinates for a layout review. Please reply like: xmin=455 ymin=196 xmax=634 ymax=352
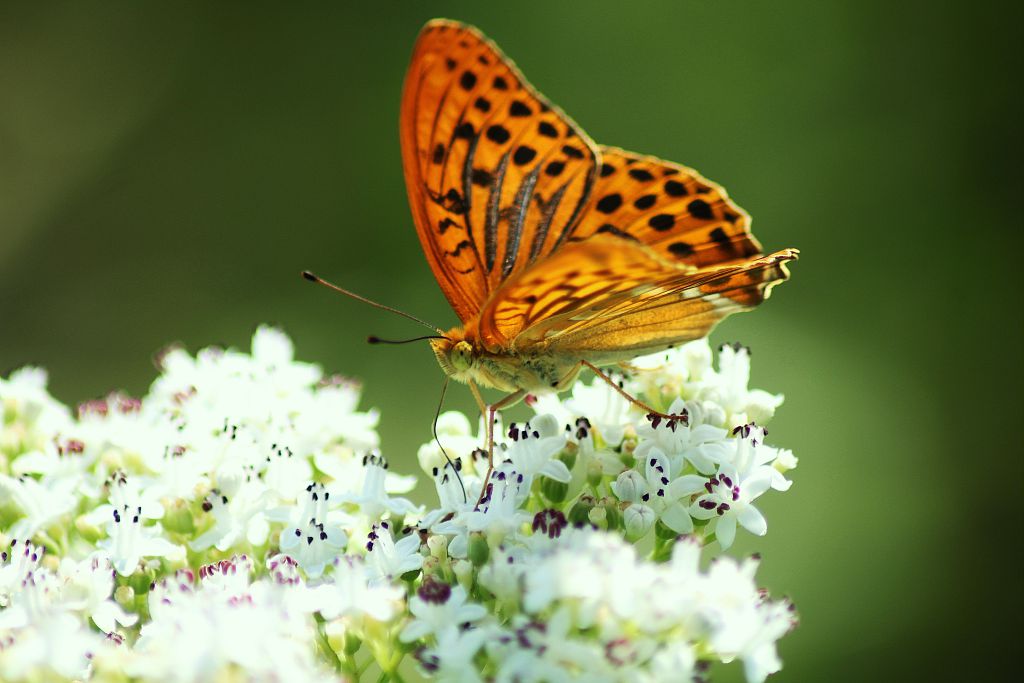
xmin=571 ymin=147 xmax=762 ymax=269
xmin=476 ymin=235 xmax=796 ymax=351
xmin=401 ymin=20 xmax=600 ymax=322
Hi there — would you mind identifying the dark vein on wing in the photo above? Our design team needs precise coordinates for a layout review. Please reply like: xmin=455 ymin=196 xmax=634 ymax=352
xmin=502 ymin=162 xmax=542 ymax=278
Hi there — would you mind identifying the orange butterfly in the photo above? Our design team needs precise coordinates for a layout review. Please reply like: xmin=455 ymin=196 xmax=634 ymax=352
xmin=307 ymin=19 xmax=796 ymax=492
xmin=400 ymin=20 xmax=795 ymax=405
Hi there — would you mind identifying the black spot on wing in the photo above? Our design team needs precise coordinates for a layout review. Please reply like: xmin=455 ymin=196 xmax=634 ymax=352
xmin=596 ymin=193 xmax=622 ymax=214
xmin=486 ymin=125 xmax=511 ymax=144
xmin=628 ymin=168 xmax=654 ymax=181
xmin=509 ymin=101 xmax=532 ymax=117
xmin=664 ymin=180 xmax=687 ymax=196
xmin=668 ymin=241 xmax=695 ymax=257
xmin=688 ymin=199 xmax=713 ymax=220
xmin=538 ymin=121 xmax=558 ymax=138
xmin=513 ymin=145 xmax=536 ymax=165
xmin=633 ymin=194 xmax=657 ymax=210
xmin=471 ymin=168 xmax=493 ymax=187
xmin=709 ymin=227 xmax=731 ymax=245
xmin=459 ymin=71 xmax=477 ymax=90
xmin=648 ymin=214 xmax=675 ymax=231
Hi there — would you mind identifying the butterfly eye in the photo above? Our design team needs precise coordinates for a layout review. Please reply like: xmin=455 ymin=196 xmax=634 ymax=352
xmin=451 ymin=341 xmax=474 ymax=372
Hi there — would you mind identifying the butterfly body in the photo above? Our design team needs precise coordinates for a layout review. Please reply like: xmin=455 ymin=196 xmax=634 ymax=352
xmin=402 ymin=20 xmax=797 ymax=403
xmin=431 ymin=332 xmax=582 ymax=394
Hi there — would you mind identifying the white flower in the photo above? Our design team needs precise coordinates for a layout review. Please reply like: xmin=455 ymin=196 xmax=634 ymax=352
xmin=415 ymin=626 xmax=488 ymax=683
xmin=494 ymin=608 xmax=613 ymax=683
xmin=420 ymin=459 xmax=477 ymax=530
xmin=278 ymin=483 xmax=348 ymax=578
xmin=0 ymin=541 xmax=45 ymax=607
xmin=58 ymin=555 xmax=138 ymax=633
xmin=0 ymin=474 xmax=79 ymax=541
xmin=612 ymin=449 xmax=705 ymax=534
xmin=190 ymin=476 xmax=272 ymax=552
xmin=711 ymin=423 xmax=793 ymax=491
xmin=0 ymin=610 xmax=100 ymax=681
xmin=400 ymin=581 xmax=487 ymax=642
xmin=532 ymin=372 xmax=633 ymax=446
xmin=83 ymin=470 xmax=165 ymax=530
xmin=690 ymin=467 xmax=773 ymax=550
xmin=700 ymin=343 xmax=784 ymax=428
xmin=295 ymin=377 xmax=381 ymax=453
xmin=416 ymin=410 xmax=491 ymax=476
xmin=365 ymin=521 xmax=423 ymax=581
xmin=436 ymin=468 xmax=531 ymax=557
xmin=131 ymin=575 xmax=327 ymax=683
xmin=503 ymin=418 xmax=570 ymax=483
xmin=0 ymin=367 xmax=72 ymax=450
xmin=313 ymin=555 xmax=403 ymax=622
xmin=334 ymin=453 xmax=420 ymax=521
xmin=633 ymin=398 xmax=728 ymax=475
xmin=97 ymin=506 xmax=182 ymax=575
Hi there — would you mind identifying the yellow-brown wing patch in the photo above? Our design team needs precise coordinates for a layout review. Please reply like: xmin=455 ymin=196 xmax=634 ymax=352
xmin=401 ymin=20 xmax=600 ymax=321
xmin=473 ymin=235 xmax=796 ymax=351
xmin=571 ymin=147 xmax=761 ymax=270
xmin=545 ymin=249 xmax=797 ymax=356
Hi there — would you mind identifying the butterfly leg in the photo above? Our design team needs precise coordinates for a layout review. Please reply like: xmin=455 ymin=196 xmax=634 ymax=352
xmin=476 ymin=389 xmax=526 ymax=508
xmin=580 ymin=360 xmax=682 ymax=420
xmin=468 ymin=379 xmax=487 ymax=418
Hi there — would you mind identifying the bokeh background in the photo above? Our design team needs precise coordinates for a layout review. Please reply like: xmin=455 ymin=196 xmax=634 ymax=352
xmin=1 ymin=1 xmax=1020 ymax=680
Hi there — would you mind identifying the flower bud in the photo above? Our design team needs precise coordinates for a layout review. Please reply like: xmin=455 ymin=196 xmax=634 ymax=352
xmin=427 ymin=534 xmax=448 ymax=560
xmin=452 ymin=559 xmax=474 ymax=589
xmin=343 ymin=631 xmax=362 ymax=656
xmin=586 ymin=459 xmax=603 ymax=488
xmin=74 ymin=515 xmax=103 ymax=544
xmin=468 ymin=532 xmax=489 ymax=567
xmin=540 ymin=477 xmax=568 ymax=503
xmin=114 ymin=585 xmax=135 ymax=608
xmin=421 ymin=555 xmax=442 ymax=579
xmin=623 ymin=504 xmax=656 ymax=541
xmin=557 ymin=442 xmax=578 ymax=471
xmin=161 ymin=499 xmax=195 ymax=534
xmin=611 ymin=470 xmax=645 ymax=502
xmin=129 ymin=566 xmax=156 ymax=594
xmin=600 ymin=498 xmax=622 ymax=531
xmin=588 ymin=505 xmax=607 ymax=529
xmin=568 ymin=495 xmax=595 ymax=526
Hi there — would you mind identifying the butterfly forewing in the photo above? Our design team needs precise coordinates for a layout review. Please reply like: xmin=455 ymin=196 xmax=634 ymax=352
xmin=401 ymin=20 xmax=600 ymax=322
xmin=571 ymin=147 xmax=762 ymax=269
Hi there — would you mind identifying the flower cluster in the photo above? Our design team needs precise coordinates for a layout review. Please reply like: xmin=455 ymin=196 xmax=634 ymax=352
xmin=0 ymin=326 xmax=797 ymax=682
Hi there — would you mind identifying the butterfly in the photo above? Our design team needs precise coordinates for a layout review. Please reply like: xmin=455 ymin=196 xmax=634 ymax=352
xmin=399 ymin=20 xmax=796 ymax=415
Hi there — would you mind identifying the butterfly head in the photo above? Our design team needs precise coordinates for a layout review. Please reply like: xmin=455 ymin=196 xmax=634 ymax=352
xmin=430 ymin=335 xmax=476 ymax=379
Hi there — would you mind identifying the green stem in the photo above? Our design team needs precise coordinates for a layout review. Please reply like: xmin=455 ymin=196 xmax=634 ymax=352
xmin=313 ymin=613 xmax=345 ymax=674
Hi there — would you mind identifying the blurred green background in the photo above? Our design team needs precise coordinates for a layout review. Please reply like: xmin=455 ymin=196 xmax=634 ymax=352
xmin=1 ymin=1 xmax=1019 ymax=680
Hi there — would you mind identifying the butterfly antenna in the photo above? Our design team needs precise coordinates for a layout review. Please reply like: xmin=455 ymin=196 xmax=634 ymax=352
xmin=368 ymin=335 xmax=450 ymax=345
xmin=433 ymin=376 xmax=467 ymax=503
xmin=301 ymin=270 xmax=442 ymax=333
